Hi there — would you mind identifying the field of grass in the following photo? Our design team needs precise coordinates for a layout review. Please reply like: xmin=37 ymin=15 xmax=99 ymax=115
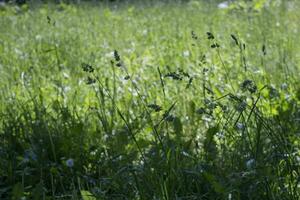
xmin=0 ymin=0 xmax=300 ymax=199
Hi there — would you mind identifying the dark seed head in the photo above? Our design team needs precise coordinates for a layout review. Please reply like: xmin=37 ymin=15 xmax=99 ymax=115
xmin=207 ymin=32 xmax=215 ymax=40
xmin=81 ymin=63 xmax=94 ymax=73
xmin=86 ymin=76 xmax=96 ymax=85
xmin=114 ymin=50 xmax=121 ymax=62
xmin=165 ymin=72 xmax=182 ymax=81
xmin=47 ymin=16 xmax=51 ymax=24
xmin=262 ymin=44 xmax=267 ymax=55
xmin=211 ymin=43 xmax=220 ymax=48
xmin=147 ymin=104 xmax=162 ymax=112
xmin=231 ymin=34 xmax=239 ymax=46
xmin=116 ymin=62 xmax=122 ymax=67
xmin=241 ymin=79 xmax=257 ymax=93
xmin=191 ymin=31 xmax=198 ymax=40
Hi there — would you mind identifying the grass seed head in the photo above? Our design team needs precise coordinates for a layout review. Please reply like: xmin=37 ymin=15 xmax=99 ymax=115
xmin=207 ymin=32 xmax=215 ymax=40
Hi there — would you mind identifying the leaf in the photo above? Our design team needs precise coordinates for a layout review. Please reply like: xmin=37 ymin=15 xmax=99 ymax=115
xmin=206 ymin=126 xmax=219 ymax=142
xmin=173 ymin=117 xmax=183 ymax=135
xmin=81 ymin=190 xmax=97 ymax=200
xmin=254 ymin=0 xmax=267 ymax=11
xmin=33 ymin=183 xmax=44 ymax=200
xmin=188 ymin=100 xmax=196 ymax=116
xmin=12 ymin=182 xmax=24 ymax=200
xmin=203 ymin=126 xmax=219 ymax=161
xmin=204 ymin=172 xmax=225 ymax=194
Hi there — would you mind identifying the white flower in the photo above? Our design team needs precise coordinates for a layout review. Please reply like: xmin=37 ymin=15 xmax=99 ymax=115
xmin=35 ymin=34 xmax=42 ymax=40
xmin=236 ymin=122 xmax=245 ymax=131
xmin=105 ymin=51 xmax=114 ymax=58
xmin=246 ymin=159 xmax=255 ymax=169
xmin=63 ymin=86 xmax=71 ymax=93
xmin=218 ymin=1 xmax=229 ymax=9
xmin=63 ymin=72 xmax=70 ymax=79
xmin=142 ymin=29 xmax=148 ymax=35
xmin=281 ymin=83 xmax=288 ymax=90
xmin=183 ymin=50 xmax=190 ymax=57
xmin=66 ymin=158 xmax=74 ymax=168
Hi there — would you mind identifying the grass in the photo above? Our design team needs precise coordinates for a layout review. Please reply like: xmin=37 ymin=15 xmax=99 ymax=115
xmin=0 ymin=0 xmax=300 ymax=199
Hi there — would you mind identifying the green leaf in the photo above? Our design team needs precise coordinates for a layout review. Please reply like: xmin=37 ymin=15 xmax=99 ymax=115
xmin=33 ymin=183 xmax=44 ymax=200
xmin=81 ymin=190 xmax=97 ymax=200
xmin=12 ymin=182 xmax=24 ymax=200
xmin=203 ymin=126 xmax=219 ymax=161
xmin=188 ymin=100 xmax=196 ymax=116
xmin=254 ymin=0 xmax=267 ymax=11
xmin=173 ymin=117 xmax=183 ymax=135
xmin=204 ymin=172 xmax=225 ymax=194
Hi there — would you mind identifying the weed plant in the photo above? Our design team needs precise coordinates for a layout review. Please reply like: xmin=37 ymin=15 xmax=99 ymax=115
xmin=0 ymin=0 xmax=299 ymax=199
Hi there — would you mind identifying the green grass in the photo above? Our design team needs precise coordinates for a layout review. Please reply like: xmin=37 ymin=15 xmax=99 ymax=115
xmin=0 ymin=0 xmax=300 ymax=199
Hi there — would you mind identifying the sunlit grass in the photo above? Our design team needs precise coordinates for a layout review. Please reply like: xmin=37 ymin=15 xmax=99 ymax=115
xmin=0 ymin=1 xmax=299 ymax=199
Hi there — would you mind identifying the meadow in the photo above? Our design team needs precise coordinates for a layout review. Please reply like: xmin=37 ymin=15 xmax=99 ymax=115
xmin=0 ymin=0 xmax=300 ymax=199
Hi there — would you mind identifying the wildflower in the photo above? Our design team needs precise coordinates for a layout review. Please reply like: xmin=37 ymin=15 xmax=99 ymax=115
xmin=63 ymin=72 xmax=70 ymax=79
xmin=183 ymin=50 xmax=190 ymax=57
xmin=35 ymin=34 xmax=42 ymax=40
xmin=246 ymin=159 xmax=255 ymax=169
xmin=216 ymin=131 xmax=225 ymax=139
xmin=268 ymin=86 xmax=279 ymax=99
xmin=105 ymin=51 xmax=114 ymax=58
xmin=142 ymin=29 xmax=148 ymax=35
xmin=236 ymin=122 xmax=245 ymax=131
xmin=66 ymin=158 xmax=74 ymax=168
xmin=281 ymin=83 xmax=288 ymax=90
xmin=24 ymin=149 xmax=37 ymax=162
xmin=218 ymin=1 xmax=229 ymax=9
